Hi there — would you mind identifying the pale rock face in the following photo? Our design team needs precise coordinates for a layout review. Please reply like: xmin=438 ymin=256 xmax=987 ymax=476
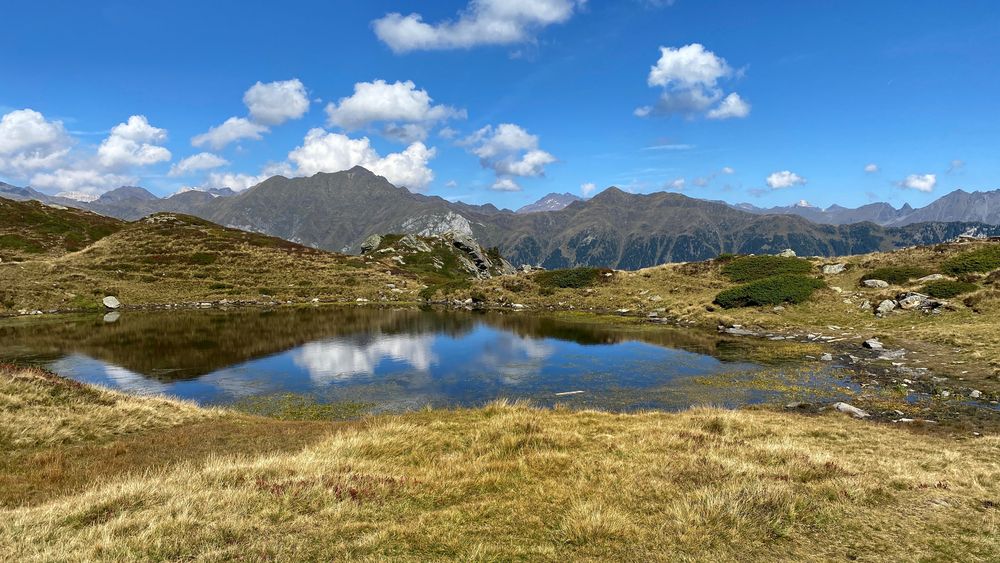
xmin=401 ymin=211 xmax=474 ymax=238
xmin=822 ymin=263 xmax=846 ymax=275
xmin=777 ymin=248 xmax=797 ymax=258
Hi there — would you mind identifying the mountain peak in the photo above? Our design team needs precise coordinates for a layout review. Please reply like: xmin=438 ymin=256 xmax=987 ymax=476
xmin=96 ymin=186 xmax=158 ymax=203
xmin=516 ymin=192 xmax=583 ymax=214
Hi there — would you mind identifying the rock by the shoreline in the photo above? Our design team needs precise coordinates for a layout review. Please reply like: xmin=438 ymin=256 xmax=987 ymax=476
xmin=876 ymin=300 xmax=896 ymax=315
xmin=832 ymin=402 xmax=870 ymax=418
xmin=863 ymin=338 xmax=884 ymax=350
xmin=102 ymin=296 xmax=121 ymax=309
xmin=863 ymin=279 xmax=890 ymax=288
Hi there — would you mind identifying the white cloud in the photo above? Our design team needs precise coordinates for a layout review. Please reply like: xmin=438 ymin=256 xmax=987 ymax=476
xmin=766 ymin=170 xmax=807 ymax=189
xmin=638 ymin=44 xmax=750 ymax=120
xmin=373 ymin=0 xmax=585 ymax=53
xmin=491 ymin=177 xmax=521 ymax=192
xmin=947 ymin=159 xmax=965 ymax=174
xmin=326 ymin=80 xmax=464 ymax=142
xmin=581 ymin=182 xmax=596 ymax=197
xmin=243 ymin=79 xmax=310 ymax=125
xmin=445 ymin=179 xmax=458 ymax=188
xmin=288 ymin=128 xmax=436 ymax=191
xmin=666 ymin=177 xmax=685 ymax=190
xmin=96 ymin=115 xmax=171 ymax=169
xmin=864 ymin=163 xmax=879 ymax=173
xmin=168 ymin=152 xmax=229 ymax=177
xmin=0 ymin=109 xmax=73 ymax=175
xmin=55 ymin=191 xmax=99 ymax=202
xmin=205 ymin=162 xmax=293 ymax=192
xmin=192 ymin=117 xmax=268 ymax=150
xmin=899 ymin=173 xmax=936 ymax=192
xmin=722 ymin=166 xmax=735 ymax=174
xmin=461 ymin=123 xmax=556 ymax=188
xmin=30 ymin=168 xmax=135 ymax=196
xmin=706 ymin=93 xmax=751 ymax=119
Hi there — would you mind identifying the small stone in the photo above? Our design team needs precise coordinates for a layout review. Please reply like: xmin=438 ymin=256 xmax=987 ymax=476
xmin=970 ymin=390 xmax=983 ymax=399
xmin=863 ymin=279 xmax=890 ymax=288
xmin=939 ymin=390 xmax=951 ymax=398
xmin=916 ymin=274 xmax=946 ymax=283
xmin=863 ymin=338 xmax=884 ymax=350
xmin=898 ymin=293 xmax=928 ymax=310
xmin=102 ymin=296 xmax=121 ymax=309
xmin=820 ymin=353 xmax=833 ymax=361
xmin=876 ymin=300 xmax=896 ymax=315
xmin=822 ymin=263 xmax=847 ymax=275
xmin=777 ymin=248 xmax=797 ymax=258
xmin=832 ymin=402 xmax=870 ymax=418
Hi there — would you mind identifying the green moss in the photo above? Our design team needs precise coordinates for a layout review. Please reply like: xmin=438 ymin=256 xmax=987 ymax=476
xmin=941 ymin=246 xmax=1000 ymax=275
xmin=921 ymin=280 xmax=979 ymax=298
xmin=534 ymin=267 xmax=611 ymax=289
xmin=860 ymin=266 xmax=932 ymax=285
xmin=714 ymin=274 xmax=826 ymax=309
xmin=720 ymin=256 xmax=813 ymax=282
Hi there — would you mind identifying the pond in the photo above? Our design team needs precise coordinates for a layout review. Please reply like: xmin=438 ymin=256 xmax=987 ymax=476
xmin=0 ymin=306 xmax=856 ymax=414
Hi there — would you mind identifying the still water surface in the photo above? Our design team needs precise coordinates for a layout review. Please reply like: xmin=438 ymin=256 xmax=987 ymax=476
xmin=0 ymin=306 xmax=852 ymax=413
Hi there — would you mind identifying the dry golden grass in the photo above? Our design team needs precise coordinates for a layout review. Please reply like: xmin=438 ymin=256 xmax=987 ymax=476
xmin=1 ymin=369 xmax=998 ymax=561
xmin=0 ymin=365 xmax=216 ymax=451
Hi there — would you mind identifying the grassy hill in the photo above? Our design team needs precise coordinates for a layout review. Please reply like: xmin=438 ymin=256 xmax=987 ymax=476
xmin=1 ymin=365 xmax=998 ymax=560
xmin=0 ymin=198 xmax=123 ymax=262
xmin=0 ymin=210 xmax=419 ymax=313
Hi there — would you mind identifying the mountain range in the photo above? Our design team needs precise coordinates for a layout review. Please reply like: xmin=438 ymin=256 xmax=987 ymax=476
xmin=515 ymin=192 xmax=582 ymax=214
xmin=735 ymin=189 xmax=1000 ymax=226
xmin=3 ymin=170 xmax=999 ymax=269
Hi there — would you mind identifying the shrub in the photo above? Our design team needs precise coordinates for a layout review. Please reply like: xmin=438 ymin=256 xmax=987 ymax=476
xmin=942 ymin=246 xmax=1000 ymax=275
xmin=534 ymin=267 xmax=612 ymax=289
xmin=921 ymin=280 xmax=978 ymax=299
xmin=720 ymin=256 xmax=813 ymax=283
xmin=714 ymin=274 xmax=826 ymax=309
xmin=860 ymin=266 xmax=931 ymax=285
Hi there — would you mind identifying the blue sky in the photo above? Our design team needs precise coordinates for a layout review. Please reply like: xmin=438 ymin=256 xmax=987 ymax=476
xmin=1 ymin=0 xmax=997 ymax=210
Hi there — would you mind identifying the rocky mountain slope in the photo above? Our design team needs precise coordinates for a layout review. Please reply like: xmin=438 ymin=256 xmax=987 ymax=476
xmin=515 ymin=192 xmax=582 ymax=214
xmin=5 ymin=168 xmax=1000 ymax=269
xmin=739 ymin=189 xmax=1000 ymax=226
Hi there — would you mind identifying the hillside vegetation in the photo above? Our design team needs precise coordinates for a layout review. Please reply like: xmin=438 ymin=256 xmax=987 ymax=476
xmin=0 ymin=198 xmax=122 ymax=262
xmin=1 ymin=365 xmax=998 ymax=561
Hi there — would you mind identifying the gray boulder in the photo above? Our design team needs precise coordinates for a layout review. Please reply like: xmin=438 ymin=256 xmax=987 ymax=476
xmin=777 ymin=248 xmax=797 ymax=258
xmin=863 ymin=338 xmax=884 ymax=350
xmin=822 ymin=263 xmax=847 ymax=275
xmin=898 ymin=293 xmax=928 ymax=310
xmin=876 ymin=299 xmax=896 ymax=315
xmin=360 ymin=234 xmax=383 ymax=254
xmin=832 ymin=402 xmax=870 ymax=418
xmin=102 ymin=296 xmax=121 ymax=309
xmin=917 ymin=274 xmax=946 ymax=283
xmin=863 ymin=279 xmax=890 ymax=288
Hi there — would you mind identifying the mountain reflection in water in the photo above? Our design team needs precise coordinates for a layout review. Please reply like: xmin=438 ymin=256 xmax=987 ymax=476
xmin=0 ymin=306 xmax=853 ymax=412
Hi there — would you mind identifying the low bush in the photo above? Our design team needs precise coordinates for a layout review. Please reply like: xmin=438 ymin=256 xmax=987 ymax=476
xmin=860 ymin=266 xmax=931 ymax=285
xmin=714 ymin=274 xmax=826 ymax=309
xmin=534 ymin=267 xmax=612 ymax=289
xmin=720 ymin=256 xmax=813 ymax=282
xmin=941 ymin=245 xmax=1000 ymax=275
xmin=921 ymin=280 xmax=978 ymax=299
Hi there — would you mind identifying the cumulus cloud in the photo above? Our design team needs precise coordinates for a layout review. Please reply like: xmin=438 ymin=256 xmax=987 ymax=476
xmin=96 ymin=115 xmax=171 ymax=169
xmin=581 ymin=182 xmax=596 ymax=197
xmin=168 ymin=152 xmax=229 ymax=177
xmin=460 ymin=123 xmax=556 ymax=191
xmin=325 ymin=80 xmax=464 ymax=142
xmin=706 ymin=93 xmax=751 ymax=119
xmin=766 ymin=170 xmax=807 ymax=189
xmin=638 ymin=44 xmax=750 ymax=120
xmin=373 ymin=0 xmax=585 ymax=53
xmin=864 ymin=163 xmax=879 ymax=173
xmin=288 ymin=128 xmax=436 ymax=191
xmin=192 ymin=117 xmax=268 ymax=150
xmin=666 ymin=177 xmax=686 ymax=191
xmin=204 ymin=162 xmax=293 ymax=192
xmin=0 ymin=109 xmax=73 ymax=176
xmin=898 ymin=173 xmax=936 ymax=192
xmin=30 ymin=168 xmax=136 ymax=196
xmin=491 ymin=177 xmax=521 ymax=191
xmin=243 ymin=79 xmax=310 ymax=125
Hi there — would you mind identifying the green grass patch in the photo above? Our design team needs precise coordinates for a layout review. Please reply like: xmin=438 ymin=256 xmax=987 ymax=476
xmin=941 ymin=245 xmax=1000 ymax=275
xmin=714 ymin=274 xmax=826 ymax=309
xmin=860 ymin=266 xmax=932 ymax=285
xmin=920 ymin=280 xmax=979 ymax=299
xmin=419 ymin=279 xmax=472 ymax=300
xmin=720 ymin=256 xmax=813 ymax=282
xmin=534 ymin=267 xmax=611 ymax=289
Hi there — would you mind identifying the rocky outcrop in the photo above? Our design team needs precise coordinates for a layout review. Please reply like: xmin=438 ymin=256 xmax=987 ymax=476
xmin=360 ymin=232 xmax=516 ymax=280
